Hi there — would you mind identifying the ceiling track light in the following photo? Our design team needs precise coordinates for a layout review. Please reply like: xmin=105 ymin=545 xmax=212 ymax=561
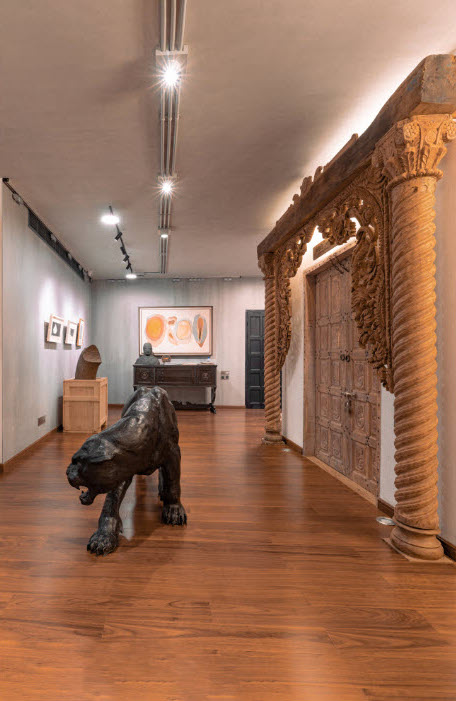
xmin=155 ymin=3 xmax=189 ymax=277
xmin=2 ymin=178 xmax=87 ymax=282
xmin=101 ymin=204 xmax=120 ymax=226
xmin=103 ymin=204 xmax=137 ymax=280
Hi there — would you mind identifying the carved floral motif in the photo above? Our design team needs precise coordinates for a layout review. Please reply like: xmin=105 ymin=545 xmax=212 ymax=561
xmin=275 ymin=232 xmax=310 ymax=372
xmin=373 ymin=115 xmax=456 ymax=187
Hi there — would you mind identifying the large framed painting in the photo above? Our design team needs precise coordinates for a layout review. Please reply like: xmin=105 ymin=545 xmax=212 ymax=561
xmin=47 ymin=314 xmax=65 ymax=343
xmin=139 ymin=306 xmax=213 ymax=356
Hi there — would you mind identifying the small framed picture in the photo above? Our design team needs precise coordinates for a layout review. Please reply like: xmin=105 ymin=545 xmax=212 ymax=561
xmin=77 ymin=318 xmax=85 ymax=347
xmin=65 ymin=320 xmax=78 ymax=345
xmin=47 ymin=314 xmax=65 ymax=343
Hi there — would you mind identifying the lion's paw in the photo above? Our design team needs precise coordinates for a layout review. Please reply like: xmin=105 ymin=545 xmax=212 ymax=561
xmin=87 ymin=528 xmax=119 ymax=555
xmin=162 ymin=503 xmax=187 ymax=526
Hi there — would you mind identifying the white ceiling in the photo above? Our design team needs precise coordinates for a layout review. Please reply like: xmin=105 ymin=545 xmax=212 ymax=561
xmin=0 ymin=1 xmax=456 ymax=279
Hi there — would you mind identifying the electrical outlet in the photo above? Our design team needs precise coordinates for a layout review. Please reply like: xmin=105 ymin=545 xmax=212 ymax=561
xmin=38 ymin=415 xmax=46 ymax=426
xmin=221 ymin=371 xmax=230 ymax=380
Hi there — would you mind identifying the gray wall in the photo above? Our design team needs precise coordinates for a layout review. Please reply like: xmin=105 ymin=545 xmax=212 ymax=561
xmin=91 ymin=277 xmax=264 ymax=406
xmin=2 ymin=184 xmax=91 ymax=462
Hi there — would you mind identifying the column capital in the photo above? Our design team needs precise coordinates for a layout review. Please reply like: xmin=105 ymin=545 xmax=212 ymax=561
xmin=373 ymin=114 xmax=456 ymax=189
xmin=258 ymin=252 xmax=276 ymax=279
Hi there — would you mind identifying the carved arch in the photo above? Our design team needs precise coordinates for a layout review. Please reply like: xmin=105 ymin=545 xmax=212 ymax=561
xmin=274 ymin=174 xmax=393 ymax=391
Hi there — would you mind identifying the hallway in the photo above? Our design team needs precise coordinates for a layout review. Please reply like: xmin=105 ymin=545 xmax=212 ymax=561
xmin=0 ymin=408 xmax=455 ymax=700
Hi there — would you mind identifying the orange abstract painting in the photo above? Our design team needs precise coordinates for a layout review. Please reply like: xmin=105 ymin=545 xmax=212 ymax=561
xmin=139 ymin=307 xmax=212 ymax=356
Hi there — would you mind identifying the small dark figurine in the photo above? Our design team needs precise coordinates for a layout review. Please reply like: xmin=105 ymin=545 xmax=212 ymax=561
xmin=66 ymin=387 xmax=187 ymax=555
xmin=134 ymin=342 xmax=161 ymax=366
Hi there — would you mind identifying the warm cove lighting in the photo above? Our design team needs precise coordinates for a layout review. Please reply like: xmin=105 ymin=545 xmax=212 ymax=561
xmin=101 ymin=213 xmax=120 ymax=226
xmin=162 ymin=61 xmax=180 ymax=88
xmin=126 ymin=272 xmax=137 ymax=280
xmin=161 ymin=180 xmax=173 ymax=195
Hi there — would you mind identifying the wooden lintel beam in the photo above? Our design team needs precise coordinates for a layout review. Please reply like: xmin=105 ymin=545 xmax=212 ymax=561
xmin=258 ymin=54 xmax=456 ymax=257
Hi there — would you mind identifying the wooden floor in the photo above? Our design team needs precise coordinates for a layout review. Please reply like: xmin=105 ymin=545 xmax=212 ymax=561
xmin=1 ymin=408 xmax=456 ymax=700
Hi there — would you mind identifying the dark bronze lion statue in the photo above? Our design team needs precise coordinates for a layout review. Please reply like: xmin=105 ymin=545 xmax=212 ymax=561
xmin=66 ymin=387 xmax=187 ymax=555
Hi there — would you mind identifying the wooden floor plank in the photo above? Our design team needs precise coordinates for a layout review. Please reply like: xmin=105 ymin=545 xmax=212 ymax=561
xmin=0 ymin=407 xmax=455 ymax=700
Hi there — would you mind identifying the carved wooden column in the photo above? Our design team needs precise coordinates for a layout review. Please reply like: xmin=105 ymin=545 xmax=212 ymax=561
xmin=375 ymin=115 xmax=456 ymax=560
xmin=259 ymin=253 xmax=283 ymax=443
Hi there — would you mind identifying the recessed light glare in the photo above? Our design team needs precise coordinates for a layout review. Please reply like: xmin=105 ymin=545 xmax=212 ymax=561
xmin=161 ymin=181 xmax=173 ymax=195
xmin=160 ymin=232 xmax=169 ymax=238
xmin=162 ymin=61 xmax=180 ymax=88
xmin=126 ymin=272 xmax=137 ymax=280
xmin=101 ymin=213 xmax=120 ymax=226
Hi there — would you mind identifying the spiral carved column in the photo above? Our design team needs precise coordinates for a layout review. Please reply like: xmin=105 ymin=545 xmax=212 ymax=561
xmin=375 ymin=115 xmax=456 ymax=560
xmin=259 ymin=253 xmax=283 ymax=444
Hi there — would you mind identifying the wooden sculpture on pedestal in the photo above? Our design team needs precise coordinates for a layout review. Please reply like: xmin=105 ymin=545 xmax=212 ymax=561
xmin=75 ymin=345 xmax=102 ymax=380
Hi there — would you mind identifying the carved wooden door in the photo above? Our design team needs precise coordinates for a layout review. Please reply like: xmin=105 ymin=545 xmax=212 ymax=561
xmin=314 ymin=257 xmax=380 ymax=496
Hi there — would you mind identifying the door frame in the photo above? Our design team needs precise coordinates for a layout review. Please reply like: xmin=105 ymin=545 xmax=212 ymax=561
xmin=302 ymin=242 xmax=381 ymax=502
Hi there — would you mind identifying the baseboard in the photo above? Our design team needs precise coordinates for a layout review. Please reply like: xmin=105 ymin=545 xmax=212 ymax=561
xmin=439 ymin=536 xmax=456 ymax=562
xmin=377 ymin=498 xmax=394 ymax=517
xmin=306 ymin=455 xmax=377 ymax=506
xmin=109 ymin=403 xmax=247 ymax=409
xmin=282 ymin=436 xmax=303 ymax=455
xmin=217 ymin=405 xmax=245 ymax=409
xmin=0 ymin=427 xmax=60 ymax=472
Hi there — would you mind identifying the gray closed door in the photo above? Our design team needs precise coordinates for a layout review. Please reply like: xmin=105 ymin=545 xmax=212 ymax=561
xmin=245 ymin=310 xmax=265 ymax=408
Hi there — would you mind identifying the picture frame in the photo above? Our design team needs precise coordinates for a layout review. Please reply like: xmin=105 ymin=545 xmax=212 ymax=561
xmin=65 ymin=320 xmax=78 ymax=345
xmin=76 ymin=318 xmax=85 ymax=347
xmin=46 ymin=314 xmax=65 ymax=343
xmin=139 ymin=306 xmax=213 ymax=357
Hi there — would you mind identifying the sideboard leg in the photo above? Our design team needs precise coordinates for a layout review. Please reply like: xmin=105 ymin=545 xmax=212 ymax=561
xmin=210 ymin=386 xmax=217 ymax=413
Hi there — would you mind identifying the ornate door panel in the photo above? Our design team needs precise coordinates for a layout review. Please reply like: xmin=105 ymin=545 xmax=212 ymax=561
xmin=314 ymin=257 xmax=380 ymax=496
xmin=315 ymin=266 xmax=350 ymax=475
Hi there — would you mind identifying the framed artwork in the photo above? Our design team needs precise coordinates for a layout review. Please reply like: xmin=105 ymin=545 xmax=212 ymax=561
xmin=65 ymin=320 xmax=78 ymax=345
xmin=77 ymin=318 xmax=85 ymax=347
xmin=139 ymin=306 xmax=213 ymax=356
xmin=47 ymin=314 xmax=65 ymax=343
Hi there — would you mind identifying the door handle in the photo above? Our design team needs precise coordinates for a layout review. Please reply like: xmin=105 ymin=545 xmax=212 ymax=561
xmin=342 ymin=390 xmax=355 ymax=414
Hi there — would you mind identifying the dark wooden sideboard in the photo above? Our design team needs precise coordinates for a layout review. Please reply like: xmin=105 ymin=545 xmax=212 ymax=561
xmin=133 ymin=363 xmax=217 ymax=413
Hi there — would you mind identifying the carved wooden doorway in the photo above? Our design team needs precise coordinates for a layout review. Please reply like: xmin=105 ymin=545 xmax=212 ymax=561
xmin=308 ymin=250 xmax=380 ymax=497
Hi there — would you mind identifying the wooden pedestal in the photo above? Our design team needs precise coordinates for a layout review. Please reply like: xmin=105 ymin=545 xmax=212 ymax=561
xmin=63 ymin=378 xmax=108 ymax=433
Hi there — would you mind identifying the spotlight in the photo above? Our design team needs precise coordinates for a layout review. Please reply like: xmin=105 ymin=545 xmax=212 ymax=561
xmin=120 ymin=244 xmax=127 ymax=255
xmin=161 ymin=180 xmax=173 ymax=195
xmin=162 ymin=61 xmax=180 ymax=88
xmin=115 ymin=231 xmax=123 ymax=241
xmin=160 ymin=231 xmax=169 ymax=238
xmin=123 ymin=254 xmax=129 ymax=262
xmin=126 ymin=272 xmax=137 ymax=280
xmin=12 ymin=192 xmax=23 ymax=206
xmin=101 ymin=213 xmax=120 ymax=226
